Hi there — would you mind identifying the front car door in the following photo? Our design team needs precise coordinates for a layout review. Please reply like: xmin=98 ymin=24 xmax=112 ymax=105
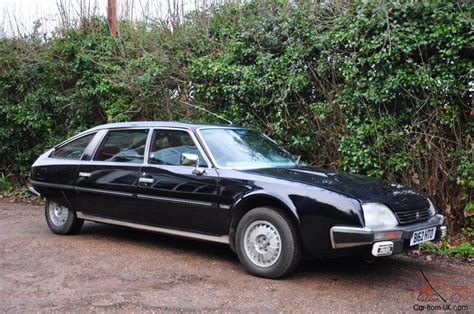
xmin=137 ymin=128 xmax=220 ymax=234
xmin=75 ymin=128 xmax=150 ymax=221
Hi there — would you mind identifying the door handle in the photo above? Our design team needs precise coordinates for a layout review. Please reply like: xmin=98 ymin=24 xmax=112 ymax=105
xmin=139 ymin=177 xmax=154 ymax=184
xmin=79 ymin=172 xmax=91 ymax=178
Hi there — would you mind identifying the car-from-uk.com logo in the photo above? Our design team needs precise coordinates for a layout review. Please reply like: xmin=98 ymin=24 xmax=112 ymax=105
xmin=412 ymin=270 xmax=470 ymax=311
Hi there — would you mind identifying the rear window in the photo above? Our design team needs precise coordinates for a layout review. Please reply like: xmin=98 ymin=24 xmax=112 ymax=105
xmin=94 ymin=129 xmax=149 ymax=163
xmin=51 ymin=133 xmax=95 ymax=160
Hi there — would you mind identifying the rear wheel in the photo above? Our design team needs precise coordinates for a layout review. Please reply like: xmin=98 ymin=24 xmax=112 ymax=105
xmin=235 ymin=207 xmax=301 ymax=278
xmin=45 ymin=199 xmax=83 ymax=235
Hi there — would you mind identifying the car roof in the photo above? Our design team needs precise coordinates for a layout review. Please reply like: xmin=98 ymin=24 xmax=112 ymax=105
xmin=88 ymin=121 xmax=241 ymax=131
xmin=56 ymin=121 xmax=252 ymax=149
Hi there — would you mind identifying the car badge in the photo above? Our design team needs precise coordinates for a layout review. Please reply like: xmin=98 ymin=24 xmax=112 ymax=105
xmin=416 ymin=211 xmax=420 ymax=220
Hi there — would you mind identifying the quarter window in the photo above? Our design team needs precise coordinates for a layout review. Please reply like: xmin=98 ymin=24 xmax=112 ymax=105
xmin=94 ymin=129 xmax=149 ymax=163
xmin=52 ymin=133 xmax=95 ymax=160
xmin=149 ymin=130 xmax=206 ymax=166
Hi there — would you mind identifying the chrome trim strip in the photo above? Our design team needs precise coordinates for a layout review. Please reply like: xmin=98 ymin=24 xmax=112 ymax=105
xmin=143 ymin=128 xmax=154 ymax=166
xmin=330 ymin=226 xmax=374 ymax=249
xmin=76 ymin=212 xmax=229 ymax=244
xmin=137 ymin=193 xmax=213 ymax=207
xmin=76 ymin=161 xmax=143 ymax=167
xmin=30 ymin=180 xmax=74 ymax=190
xmin=75 ymin=186 xmax=134 ymax=198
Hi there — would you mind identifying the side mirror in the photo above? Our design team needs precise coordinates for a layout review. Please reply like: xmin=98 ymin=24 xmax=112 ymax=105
xmin=180 ymin=153 xmax=205 ymax=175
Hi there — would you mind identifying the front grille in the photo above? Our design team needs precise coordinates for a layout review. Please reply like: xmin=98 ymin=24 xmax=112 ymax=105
xmin=394 ymin=207 xmax=431 ymax=225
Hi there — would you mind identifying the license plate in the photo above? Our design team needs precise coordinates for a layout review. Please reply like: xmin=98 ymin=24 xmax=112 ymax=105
xmin=410 ymin=227 xmax=436 ymax=246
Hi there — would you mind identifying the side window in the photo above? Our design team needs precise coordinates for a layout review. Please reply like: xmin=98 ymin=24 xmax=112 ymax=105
xmin=52 ymin=133 xmax=95 ymax=160
xmin=94 ymin=129 xmax=149 ymax=163
xmin=149 ymin=130 xmax=206 ymax=166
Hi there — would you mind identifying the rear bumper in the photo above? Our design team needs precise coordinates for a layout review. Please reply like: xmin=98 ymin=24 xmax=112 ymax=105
xmin=330 ymin=214 xmax=446 ymax=256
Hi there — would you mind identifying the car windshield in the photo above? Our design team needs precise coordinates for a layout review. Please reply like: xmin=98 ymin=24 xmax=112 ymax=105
xmin=199 ymin=128 xmax=299 ymax=169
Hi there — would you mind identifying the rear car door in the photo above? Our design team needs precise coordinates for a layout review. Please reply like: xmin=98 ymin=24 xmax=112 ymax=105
xmin=30 ymin=132 xmax=98 ymax=208
xmin=137 ymin=128 xmax=220 ymax=234
xmin=75 ymin=128 xmax=150 ymax=221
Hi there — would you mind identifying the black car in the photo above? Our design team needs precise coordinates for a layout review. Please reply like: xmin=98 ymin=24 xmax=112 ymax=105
xmin=29 ymin=122 xmax=446 ymax=278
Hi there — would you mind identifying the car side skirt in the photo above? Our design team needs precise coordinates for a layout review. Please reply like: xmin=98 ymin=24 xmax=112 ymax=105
xmin=76 ymin=212 xmax=230 ymax=244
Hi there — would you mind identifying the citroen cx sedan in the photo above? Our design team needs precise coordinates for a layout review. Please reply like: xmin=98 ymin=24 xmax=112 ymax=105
xmin=29 ymin=122 xmax=446 ymax=278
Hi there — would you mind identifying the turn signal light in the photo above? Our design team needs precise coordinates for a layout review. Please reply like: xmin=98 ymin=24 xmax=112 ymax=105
xmin=374 ymin=231 xmax=402 ymax=241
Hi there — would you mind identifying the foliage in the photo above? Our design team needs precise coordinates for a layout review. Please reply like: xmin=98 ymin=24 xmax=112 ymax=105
xmin=419 ymin=241 xmax=437 ymax=254
xmin=420 ymin=239 xmax=474 ymax=258
xmin=447 ymin=242 xmax=474 ymax=258
xmin=0 ymin=173 xmax=12 ymax=192
xmin=0 ymin=0 xmax=472 ymax=236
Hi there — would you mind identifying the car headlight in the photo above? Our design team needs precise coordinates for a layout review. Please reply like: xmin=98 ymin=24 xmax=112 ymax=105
xmin=362 ymin=203 xmax=398 ymax=227
xmin=427 ymin=198 xmax=436 ymax=216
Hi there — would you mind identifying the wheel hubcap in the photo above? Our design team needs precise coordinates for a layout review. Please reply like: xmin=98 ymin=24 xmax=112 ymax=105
xmin=49 ymin=201 xmax=69 ymax=227
xmin=244 ymin=220 xmax=281 ymax=267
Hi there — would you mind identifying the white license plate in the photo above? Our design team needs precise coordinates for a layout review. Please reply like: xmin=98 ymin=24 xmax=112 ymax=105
xmin=410 ymin=227 xmax=436 ymax=246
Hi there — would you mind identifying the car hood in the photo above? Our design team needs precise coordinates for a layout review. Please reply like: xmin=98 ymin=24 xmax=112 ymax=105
xmin=242 ymin=167 xmax=429 ymax=211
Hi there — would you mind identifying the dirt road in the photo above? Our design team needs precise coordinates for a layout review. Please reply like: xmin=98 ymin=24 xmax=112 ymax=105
xmin=0 ymin=200 xmax=472 ymax=312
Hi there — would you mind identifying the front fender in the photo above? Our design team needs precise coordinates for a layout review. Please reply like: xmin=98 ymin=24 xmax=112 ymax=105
xmin=226 ymin=190 xmax=301 ymax=252
xmin=231 ymin=190 xmax=301 ymax=223
xmin=216 ymin=169 xmax=363 ymax=256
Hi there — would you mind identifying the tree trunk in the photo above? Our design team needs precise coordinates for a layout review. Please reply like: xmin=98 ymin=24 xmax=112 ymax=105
xmin=107 ymin=0 xmax=118 ymax=37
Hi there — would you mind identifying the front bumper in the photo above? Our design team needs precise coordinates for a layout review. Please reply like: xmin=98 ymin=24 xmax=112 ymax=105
xmin=27 ymin=186 xmax=41 ymax=198
xmin=330 ymin=214 xmax=446 ymax=256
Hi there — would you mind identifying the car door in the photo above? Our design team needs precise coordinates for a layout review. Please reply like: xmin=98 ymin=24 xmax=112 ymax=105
xmin=137 ymin=128 xmax=220 ymax=234
xmin=74 ymin=128 xmax=150 ymax=221
xmin=31 ymin=132 xmax=98 ymax=209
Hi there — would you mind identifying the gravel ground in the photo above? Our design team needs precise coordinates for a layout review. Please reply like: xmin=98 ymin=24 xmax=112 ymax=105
xmin=0 ymin=200 xmax=472 ymax=312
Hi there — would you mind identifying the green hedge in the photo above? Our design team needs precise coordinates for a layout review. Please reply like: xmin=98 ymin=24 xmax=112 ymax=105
xmin=0 ymin=1 xmax=472 ymax=234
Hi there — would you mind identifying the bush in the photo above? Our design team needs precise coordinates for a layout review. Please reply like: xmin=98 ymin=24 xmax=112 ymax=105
xmin=420 ymin=239 xmax=474 ymax=258
xmin=0 ymin=0 xmax=472 ymax=236
xmin=0 ymin=173 xmax=12 ymax=193
xmin=447 ymin=242 xmax=474 ymax=258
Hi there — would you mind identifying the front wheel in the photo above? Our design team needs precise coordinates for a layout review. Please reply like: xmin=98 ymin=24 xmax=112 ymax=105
xmin=235 ymin=207 xmax=301 ymax=278
xmin=45 ymin=199 xmax=83 ymax=235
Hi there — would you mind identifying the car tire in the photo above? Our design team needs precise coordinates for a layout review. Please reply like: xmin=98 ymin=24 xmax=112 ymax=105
xmin=235 ymin=206 xmax=301 ymax=279
xmin=45 ymin=199 xmax=84 ymax=235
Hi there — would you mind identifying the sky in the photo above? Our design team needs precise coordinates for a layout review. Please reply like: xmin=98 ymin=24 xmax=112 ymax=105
xmin=1 ymin=0 xmax=61 ymax=36
xmin=0 ymin=0 xmax=209 ymax=37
